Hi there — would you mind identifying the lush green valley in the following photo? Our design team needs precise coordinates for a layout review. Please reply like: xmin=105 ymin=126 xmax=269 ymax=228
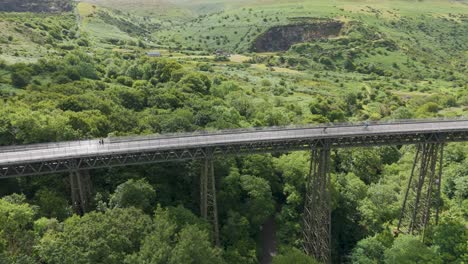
xmin=0 ymin=0 xmax=467 ymax=263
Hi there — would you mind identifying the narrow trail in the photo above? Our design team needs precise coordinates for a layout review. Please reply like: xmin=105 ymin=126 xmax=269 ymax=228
xmin=260 ymin=216 xmax=277 ymax=264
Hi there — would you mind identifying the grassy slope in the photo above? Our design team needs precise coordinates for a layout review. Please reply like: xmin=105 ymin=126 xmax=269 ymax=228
xmin=151 ymin=0 xmax=466 ymax=118
xmin=151 ymin=0 xmax=467 ymax=51
xmin=1 ymin=0 xmax=467 ymax=119
xmin=77 ymin=2 xmax=144 ymax=43
xmin=0 ymin=13 xmax=77 ymax=63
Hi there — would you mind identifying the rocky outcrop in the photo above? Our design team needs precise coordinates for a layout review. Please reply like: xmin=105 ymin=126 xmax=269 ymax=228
xmin=253 ymin=21 xmax=343 ymax=52
xmin=0 ymin=0 xmax=73 ymax=13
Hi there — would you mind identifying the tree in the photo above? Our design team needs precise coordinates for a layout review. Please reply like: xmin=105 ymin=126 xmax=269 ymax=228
xmin=0 ymin=195 xmax=36 ymax=261
xmin=443 ymin=159 xmax=468 ymax=200
xmin=338 ymin=148 xmax=384 ymax=184
xmin=432 ymin=219 xmax=468 ymax=263
xmin=11 ymin=70 xmax=31 ymax=88
xmin=8 ymin=108 xmax=78 ymax=144
xmin=125 ymin=207 xmax=223 ymax=264
xmin=351 ymin=236 xmax=387 ymax=264
xmin=241 ymin=154 xmax=280 ymax=195
xmin=37 ymin=207 xmax=151 ymax=264
xmin=211 ymin=81 xmax=240 ymax=98
xmin=33 ymin=217 xmax=60 ymax=237
xmin=383 ymin=235 xmax=441 ymax=264
xmin=146 ymin=59 xmax=182 ymax=82
xmin=107 ymin=86 xmax=145 ymax=111
xmin=272 ymin=247 xmax=319 ymax=264
xmin=391 ymin=107 xmax=414 ymax=119
xmin=261 ymin=107 xmax=290 ymax=126
xmin=416 ymin=102 xmax=439 ymax=117
xmin=239 ymin=175 xmax=275 ymax=227
xmin=126 ymin=64 xmax=143 ymax=80
xmin=125 ymin=207 xmax=176 ymax=264
xmin=179 ymin=73 xmax=211 ymax=94
xmin=34 ymin=189 xmax=71 ymax=221
xmin=332 ymin=173 xmax=368 ymax=259
xmin=159 ymin=108 xmax=195 ymax=133
xmin=221 ymin=211 xmax=257 ymax=264
xmin=77 ymin=62 xmax=98 ymax=79
xmin=358 ymin=181 xmax=400 ymax=233
xmin=274 ymin=152 xmax=308 ymax=198
xmin=169 ymin=225 xmax=224 ymax=264
xmin=109 ymin=179 xmax=156 ymax=213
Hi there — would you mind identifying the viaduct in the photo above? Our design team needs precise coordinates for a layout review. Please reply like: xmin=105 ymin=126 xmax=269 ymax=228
xmin=1 ymin=119 xmax=468 ymax=263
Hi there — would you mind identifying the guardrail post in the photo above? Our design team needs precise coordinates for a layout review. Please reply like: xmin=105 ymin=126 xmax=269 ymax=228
xmin=303 ymin=141 xmax=332 ymax=264
xmin=200 ymin=148 xmax=220 ymax=247
xmin=397 ymin=138 xmax=444 ymax=241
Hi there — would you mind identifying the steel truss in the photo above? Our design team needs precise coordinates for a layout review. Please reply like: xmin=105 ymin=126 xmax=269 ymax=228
xmin=397 ymin=142 xmax=444 ymax=239
xmin=2 ymin=131 xmax=467 ymax=179
xmin=303 ymin=142 xmax=332 ymax=264
xmin=200 ymin=149 xmax=220 ymax=246
xmin=69 ymin=169 xmax=92 ymax=215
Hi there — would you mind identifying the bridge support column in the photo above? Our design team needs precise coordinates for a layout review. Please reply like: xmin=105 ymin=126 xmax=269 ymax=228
xmin=200 ymin=151 xmax=220 ymax=246
xmin=69 ymin=170 xmax=92 ymax=215
xmin=397 ymin=142 xmax=444 ymax=240
xmin=303 ymin=143 xmax=332 ymax=264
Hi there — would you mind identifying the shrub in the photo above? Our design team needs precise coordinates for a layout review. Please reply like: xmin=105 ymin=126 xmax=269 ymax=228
xmin=11 ymin=70 xmax=31 ymax=88
xmin=116 ymin=76 xmax=134 ymax=87
xmin=261 ymin=79 xmax=272 ymax=87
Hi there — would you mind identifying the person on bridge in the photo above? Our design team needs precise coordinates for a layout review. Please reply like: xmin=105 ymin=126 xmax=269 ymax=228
xmin=364 ymin=121 xmax=369 ymax=129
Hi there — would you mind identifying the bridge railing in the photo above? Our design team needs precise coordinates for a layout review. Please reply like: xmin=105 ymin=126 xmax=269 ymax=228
xmin=0 ymin=140 xmax=94 ymax=153
xmin=0 ymin=117 xmax=466 ymax=153
xmin=108 ymin=117 xmax=468 ymax=143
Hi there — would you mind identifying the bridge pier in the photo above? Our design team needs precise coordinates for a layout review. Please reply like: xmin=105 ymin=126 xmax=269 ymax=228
xmin=200 ymin=150 xmax=220 ymax=246
xmin=69 ymin=170 xmax=92 ymax=215
xmin=397 ymin=142 xmax=444 ymax=240
xmin=303 ymin=143 xmax=332 ymax=264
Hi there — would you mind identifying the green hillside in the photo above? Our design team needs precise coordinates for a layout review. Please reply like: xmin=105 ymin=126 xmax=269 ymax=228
xmin=0 ymin=0 xmax=73 ymax=12
xmin=0 ymin=0 xmax=467 ymax=263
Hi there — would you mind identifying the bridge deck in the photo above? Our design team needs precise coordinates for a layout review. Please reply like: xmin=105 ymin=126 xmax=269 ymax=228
xmin=1 ymin=120 xmax=468 ymax=178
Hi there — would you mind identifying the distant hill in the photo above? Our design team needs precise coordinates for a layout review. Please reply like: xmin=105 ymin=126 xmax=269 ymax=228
xmin=0 ymin=0 xmax=73 ymax=13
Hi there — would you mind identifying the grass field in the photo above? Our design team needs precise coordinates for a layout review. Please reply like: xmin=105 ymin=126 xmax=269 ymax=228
xmin=1 ymin=0 xmax=466 ymax=119
xmin=0 ymin=2 xmax=467 ymax=263
xmin=0 ymin=13 xmax=77 ymax=63
xmin=147 ymin=0 xmax=467 ymax=52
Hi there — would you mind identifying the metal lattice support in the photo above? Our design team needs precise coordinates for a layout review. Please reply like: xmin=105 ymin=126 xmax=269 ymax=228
xmin=397 ymin=143 xmax=444 ymax=239
xmin=69 ymin=170 xmax=92 ymax=215
xmin=200 ymin=150 xmax=220 ymax=246
xmin=303 ymin=144 xmax=332 ymax=264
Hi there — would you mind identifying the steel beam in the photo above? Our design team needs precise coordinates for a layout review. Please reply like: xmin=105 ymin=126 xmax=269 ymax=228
xmin=397 ymin=143 xmax=444 ymax=240
xmin=69 ymin=169 xmax=92 ymax=215
xmin=200 ymin=149 xmax=220 ymax=246
xmin=1 ymin=131 xmax=467 ymax=179
xmin=303 ymin=142 xmax=332 ymax=264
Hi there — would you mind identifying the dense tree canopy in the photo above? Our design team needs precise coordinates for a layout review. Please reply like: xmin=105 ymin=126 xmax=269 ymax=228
xmin=0 ymin=2 xmax=466 ymax=263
